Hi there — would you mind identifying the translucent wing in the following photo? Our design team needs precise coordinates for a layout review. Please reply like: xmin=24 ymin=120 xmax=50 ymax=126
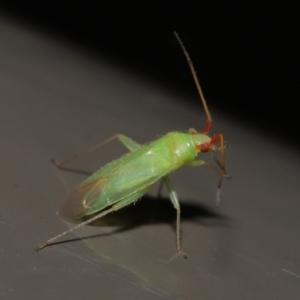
xmin=59 ymin=176 xmax=108 ymax=220
xmin=59 ymin=137 xmax=178 ymax=220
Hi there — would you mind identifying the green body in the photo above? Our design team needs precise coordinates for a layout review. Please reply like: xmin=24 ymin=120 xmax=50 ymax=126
xmin=59 ymin=132 xmax=211 ymax=220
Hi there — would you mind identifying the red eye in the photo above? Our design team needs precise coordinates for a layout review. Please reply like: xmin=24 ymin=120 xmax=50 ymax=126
xmin=197 ymin=143 xmax=210 ymax=153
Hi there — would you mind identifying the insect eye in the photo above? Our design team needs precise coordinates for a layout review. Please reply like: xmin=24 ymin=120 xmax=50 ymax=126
xmin=197 ymin=143 xmax=210 ymax=153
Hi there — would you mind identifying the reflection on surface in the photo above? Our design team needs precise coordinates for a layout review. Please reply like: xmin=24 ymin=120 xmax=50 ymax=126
xmin=60 ymin=195 xmax=227 ymax=292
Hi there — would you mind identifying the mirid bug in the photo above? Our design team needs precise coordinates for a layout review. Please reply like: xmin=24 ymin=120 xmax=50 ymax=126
xmin=35 ymin=32 xmax=228 ymax=258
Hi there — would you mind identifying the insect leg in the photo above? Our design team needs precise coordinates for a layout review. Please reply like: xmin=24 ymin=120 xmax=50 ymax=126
xmin=117 ymin=135 xmax=142 ymax=152
xmin=52 ymin=134 xmax=142 ymax=168
xmin=162 ymin=175 xmax=187 ymax=259
xmin=35 ymin=206 xmax=116 ymax=251
xmin=185 ymin=159 xmax=205 ymax=167
xmin=186 ymin=159 xmax=226 ymax=179
xmin=186 ymin=159 xmax=227 ymax=207
xmin=156 ymin=178 xmax=164 ymax=198
xmin=35 ymin=187 xmax=150 ymax=251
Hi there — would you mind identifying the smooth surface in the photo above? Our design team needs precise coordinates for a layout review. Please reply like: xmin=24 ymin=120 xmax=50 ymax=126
xmin=1 ymin=15 xmax=300 ymax=299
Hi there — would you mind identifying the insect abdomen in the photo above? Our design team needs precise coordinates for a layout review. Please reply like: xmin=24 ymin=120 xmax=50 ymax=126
xmin=86 ymin=132 xmax=197 ymax=211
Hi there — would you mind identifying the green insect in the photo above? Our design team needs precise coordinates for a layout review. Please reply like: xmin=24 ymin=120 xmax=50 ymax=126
xmin=35 ymin=32 xmax=228 ymax=258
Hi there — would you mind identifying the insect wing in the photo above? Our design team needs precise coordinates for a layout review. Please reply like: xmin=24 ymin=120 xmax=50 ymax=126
xmin=58 ymin=175 xmax=108 ymax=220
xmin=60 ymin=137 xmax=177 ymax=219
xmin=87 ymin=141 xmax=177 ymax=215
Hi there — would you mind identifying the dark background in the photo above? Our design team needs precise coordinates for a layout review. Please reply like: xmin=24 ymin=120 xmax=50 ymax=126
xmin=2 ymin=1 xmax=298 ymax=143
xmin=1 ymin=2 xmax=300 ymax=299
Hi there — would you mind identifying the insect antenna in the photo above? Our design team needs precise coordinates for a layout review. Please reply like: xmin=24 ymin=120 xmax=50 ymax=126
xmin=174 ymin=32 xmax=212 ymax=134
xmin=175 ymin=32 xmax=229 ymax=205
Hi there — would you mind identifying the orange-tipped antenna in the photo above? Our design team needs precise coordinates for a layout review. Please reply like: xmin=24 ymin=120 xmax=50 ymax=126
xmin=174 ymin=32 xmax=212 ymax=134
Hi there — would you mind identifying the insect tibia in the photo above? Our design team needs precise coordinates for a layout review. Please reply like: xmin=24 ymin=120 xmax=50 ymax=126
xmin=177 ymin=249 xmax=188 ymax=259
xmin=216 ymin=188 xmax=221 ymax=208
xmin=34 ymin=243 xmax=48 ymax=252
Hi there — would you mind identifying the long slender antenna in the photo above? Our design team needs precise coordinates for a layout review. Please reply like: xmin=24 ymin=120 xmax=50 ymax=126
xmin=174 ymin=32 xmax=212 ymax=134
xmin=175 ymin=32 xmax=229 ymax=206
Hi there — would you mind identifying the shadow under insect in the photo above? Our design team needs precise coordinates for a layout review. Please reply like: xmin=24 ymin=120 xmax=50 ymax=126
xmin=53 ymin=194 xmax=229 ymax=246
